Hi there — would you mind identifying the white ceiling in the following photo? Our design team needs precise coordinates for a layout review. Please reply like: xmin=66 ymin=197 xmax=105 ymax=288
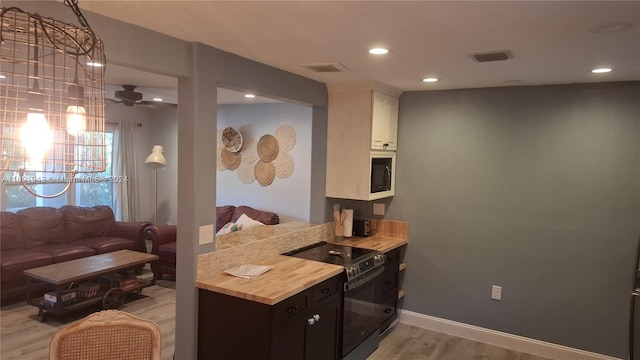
xmin=82 ymin=1 xmax=640 ymax=104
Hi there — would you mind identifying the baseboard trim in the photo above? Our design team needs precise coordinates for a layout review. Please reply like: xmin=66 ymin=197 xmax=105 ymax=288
xmin=398 ymin=310 xmax=622 ymax=360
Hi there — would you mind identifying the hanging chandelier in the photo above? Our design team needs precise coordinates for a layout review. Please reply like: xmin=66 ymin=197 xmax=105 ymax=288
xmin=0 ymin=0 xmax=106 ymax=198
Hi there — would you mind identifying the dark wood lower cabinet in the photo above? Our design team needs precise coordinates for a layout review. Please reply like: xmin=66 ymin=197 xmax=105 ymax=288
xmin=271 ymin=295 xmax=340 ymax=360
xmin=198 ymin=275 xmax=342 ymax=360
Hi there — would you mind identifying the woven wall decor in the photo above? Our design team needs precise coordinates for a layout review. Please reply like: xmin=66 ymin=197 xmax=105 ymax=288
xmin=220 ymin=149 xmax=241 ymax=170
xmin=275 ymin=125 xmax=296 ymax=153
xmin=237 ymin=161 xmax=256 ymax=184
xmin=273 ymin=153 xmax=294 ymax=179
xmin=254 ymin=161 xmax=276 ymax=186
xmin=222 ymin=127 xmax=243 ymax=153
xmin=217 ymin=124 xmax=297 ymax=187
xmin=257 ymin=134 xmax=279 ymax=163
xmin=240 ymin=138 xmax=258 ymax=164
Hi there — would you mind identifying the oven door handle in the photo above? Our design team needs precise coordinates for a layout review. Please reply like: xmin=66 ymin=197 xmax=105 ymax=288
xmin=344 ymin=266 xmax=384 ymax=292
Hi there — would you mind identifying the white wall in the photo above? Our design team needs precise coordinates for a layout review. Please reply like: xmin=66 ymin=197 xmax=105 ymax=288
xmin=216 ymin=102 xmax=313 ymax=223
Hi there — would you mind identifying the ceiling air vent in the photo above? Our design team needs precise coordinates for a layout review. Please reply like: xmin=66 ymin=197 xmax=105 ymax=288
xmin=302 ymin=62 xmax=350 ymax=73
xmin=471 ymin=50 xmax=513 ymax=63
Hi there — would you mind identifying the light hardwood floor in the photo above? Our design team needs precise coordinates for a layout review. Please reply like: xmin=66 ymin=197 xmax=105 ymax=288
xmin=1 ymin=282 xmax=550 ymax=360
xmin=370 ymin=324 xmax=551 ymax=360
xmin=0 ymin=280 xmax=176 ymax=360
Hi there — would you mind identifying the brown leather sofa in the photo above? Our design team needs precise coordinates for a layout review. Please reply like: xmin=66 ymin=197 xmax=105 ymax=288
xmin=144 ymin=205 xmax=279 ymax=280
xmin=0 ymin=205 xmax=150 ymax=304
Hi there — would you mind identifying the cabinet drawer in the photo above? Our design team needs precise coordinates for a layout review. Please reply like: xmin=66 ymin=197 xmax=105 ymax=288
xmin=272 ymin=290 xmax=309 ymax=324
xmin=312 ymin=277 xmax=340 ymax=304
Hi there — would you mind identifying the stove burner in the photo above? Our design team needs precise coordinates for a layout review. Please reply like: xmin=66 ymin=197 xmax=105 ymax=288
xmin=283 ymin=241 xmax=385 ymax=282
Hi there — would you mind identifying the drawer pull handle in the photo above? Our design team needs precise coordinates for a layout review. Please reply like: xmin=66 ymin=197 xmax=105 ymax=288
xmin=384 ymin=308 xmax=392 ymax=314
xmin=321 ymin=288 xmax=333 ymax=294
xmin=385 ymin=281 xmax=393 ymax=286
xmin=287 ymin=305 xmax=299 ymax=313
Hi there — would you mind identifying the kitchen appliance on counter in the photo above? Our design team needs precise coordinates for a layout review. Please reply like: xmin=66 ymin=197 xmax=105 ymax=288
xmin=353 ymin=219 xmax=370 ymax=237
xmin=283 ymin=241 xmax=386 ymax=360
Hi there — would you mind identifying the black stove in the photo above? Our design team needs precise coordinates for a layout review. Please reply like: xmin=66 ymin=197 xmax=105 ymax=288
xmin=284 ymin=241 xmax=386 ymax=360
xmin=283 ymin=241 xmax=385 ymax=287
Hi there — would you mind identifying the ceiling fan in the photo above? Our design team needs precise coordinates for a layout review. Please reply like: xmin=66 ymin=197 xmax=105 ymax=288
xmin=108 ymin=85 xmax=176 ymax=108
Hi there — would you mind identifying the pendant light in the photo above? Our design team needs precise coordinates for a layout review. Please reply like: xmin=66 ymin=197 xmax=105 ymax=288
xmin=0 ymin=0 xmax=106 ymax=198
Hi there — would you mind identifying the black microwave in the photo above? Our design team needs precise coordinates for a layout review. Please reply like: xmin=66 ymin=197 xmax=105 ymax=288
xmin=370 ymin=153 xmax=394 ymax=194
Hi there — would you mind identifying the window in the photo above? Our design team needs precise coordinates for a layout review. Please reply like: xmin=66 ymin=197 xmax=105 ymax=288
xmin=1 ymin=128 xmax=116 ymax=212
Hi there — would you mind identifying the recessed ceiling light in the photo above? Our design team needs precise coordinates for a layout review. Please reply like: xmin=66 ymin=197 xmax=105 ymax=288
xmin=244 ymin=94 xmax=256 ymax=98
xmin=86 ymin=61 xmax=103 ymax=67
xmin=152 ymin=98 xmax=163 ymax=102
xmin=592 ymin=68 xmax=613 ymax=74
xmin=421 ymin=77 xmax=439 ymax=83
xmin=0 ymin=74 xmax=6 ymax=79
xmin=369 ymin=48 xmax=389 ymax=55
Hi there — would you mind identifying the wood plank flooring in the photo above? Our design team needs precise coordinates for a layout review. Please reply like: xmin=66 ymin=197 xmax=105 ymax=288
xmin=0 ymin=280 xmax=176 ymax=360
xmin=1 ymin=281 xmax=551 ymax=360
xmin=370 ymin=323 xmax=552 ymax=360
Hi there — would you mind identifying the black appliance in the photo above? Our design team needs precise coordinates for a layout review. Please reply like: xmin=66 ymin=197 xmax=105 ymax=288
xmin=284 ymin=241 xmax=386 ymax=360
xmin=353 ymin=219 xmax=370 ymax=237
xmin=370 ymin=156 xmax=393 ymax=194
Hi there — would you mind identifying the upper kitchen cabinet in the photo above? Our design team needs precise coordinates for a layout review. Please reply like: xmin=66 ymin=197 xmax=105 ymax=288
xmin=326 ymin=83 xmax=401 ymax=201
xmin=371 ymin=91 xmax=399 ymax=151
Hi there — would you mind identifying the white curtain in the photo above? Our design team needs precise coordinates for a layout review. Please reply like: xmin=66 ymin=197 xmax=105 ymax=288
xmin=113 ymin=122 xmax=140 ymax=221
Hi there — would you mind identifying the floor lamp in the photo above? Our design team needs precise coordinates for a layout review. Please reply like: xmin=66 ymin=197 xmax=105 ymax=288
xmin=145 ymin=145 xmax=167 ymax=224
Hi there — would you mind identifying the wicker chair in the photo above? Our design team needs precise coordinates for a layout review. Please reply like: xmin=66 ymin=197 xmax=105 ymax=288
xmin=49 ymin=310 xmax=161 ymax=360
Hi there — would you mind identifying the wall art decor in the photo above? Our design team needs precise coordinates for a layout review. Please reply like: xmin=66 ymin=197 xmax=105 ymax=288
xmin=217 ymin=124 xmax=296 ymax=187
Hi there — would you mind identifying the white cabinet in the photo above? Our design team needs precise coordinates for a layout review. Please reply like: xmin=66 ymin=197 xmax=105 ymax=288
xmin=325 ymin=85 xmax=400 ymax=201
xmin=371 ymin=92 xmax=398 ymax=151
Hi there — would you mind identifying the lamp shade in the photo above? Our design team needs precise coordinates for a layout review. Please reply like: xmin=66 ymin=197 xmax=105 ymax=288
xmin=145 ymin=145 xmax=167 ymax=170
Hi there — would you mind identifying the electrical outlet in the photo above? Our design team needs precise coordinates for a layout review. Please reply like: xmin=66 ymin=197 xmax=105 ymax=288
xmin=198 ymin=224 xmax=214 ymax=245
xmin=491 ymin=285 xmax=502 ymax=301
xmin=373 ymin=203 xmax=385 ymax=216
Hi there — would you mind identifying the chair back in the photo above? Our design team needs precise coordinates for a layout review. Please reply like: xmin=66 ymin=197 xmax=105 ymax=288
xmin=49 ymin=310 xmax=161 ymax=360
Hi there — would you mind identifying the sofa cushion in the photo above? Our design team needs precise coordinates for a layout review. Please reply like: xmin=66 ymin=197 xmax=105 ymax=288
xmin=0 ymin=250 xmax=53 ymax=282
xmin=36 ymin=244 xmax=97 ymax=263
xmin=231 ymin=206 xmax=279 ymax=226
xmin=17 ymin=207 xmax=66 ymax=248
xmin=1 ymin=212 xmax=24 ymax=251
xmin=62 ymin=205 xmax=114 ymax=243
xmin=158 ymin=242 xmax=177 ymax=264
xmin=216 ymin=205 xmax=236 ymax=232
xmin=72 ymin=236 xmax=135 ymax=254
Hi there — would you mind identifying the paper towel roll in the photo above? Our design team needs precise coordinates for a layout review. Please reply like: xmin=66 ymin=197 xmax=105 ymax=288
xmin=342 ymin=209 xmax=353 ymax=238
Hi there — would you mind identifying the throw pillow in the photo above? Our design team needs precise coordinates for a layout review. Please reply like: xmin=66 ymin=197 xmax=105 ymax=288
xmin=216 ymin=222 xmax=243 ymax=236
xmin=235 ymin=213 xmax=265 ymax=230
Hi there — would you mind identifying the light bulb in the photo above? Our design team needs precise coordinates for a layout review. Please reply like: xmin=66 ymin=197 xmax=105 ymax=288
xmin=21 ymin=112 xmax=53 ymax=164
xmin=66 ymin=105 xmax=87 ymax=136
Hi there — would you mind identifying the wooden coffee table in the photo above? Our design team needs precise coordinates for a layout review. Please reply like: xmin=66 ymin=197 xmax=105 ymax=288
xmin=24 ymin=250 xmax=159 ymax=321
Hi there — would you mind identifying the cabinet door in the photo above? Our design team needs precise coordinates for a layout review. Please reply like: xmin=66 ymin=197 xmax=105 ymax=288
xmin=271 ymin=314 xmax=306 ymax=360
xmin=385 ymin=96 xmax=398 ymax=151
xmin=371 ymin=92 xmax=399 ymax=151
xmin=305 ymin=297 xmax=340 ymax=360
